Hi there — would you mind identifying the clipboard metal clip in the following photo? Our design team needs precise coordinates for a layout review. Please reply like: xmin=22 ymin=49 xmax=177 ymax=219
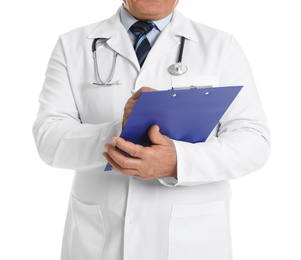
xmin=171 ymin=85 xmax=212 ymax=90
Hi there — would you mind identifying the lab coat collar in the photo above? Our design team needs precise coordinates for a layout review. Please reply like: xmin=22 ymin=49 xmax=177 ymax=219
xmin=87 ymin=7 xmax=199 ymax=70
xmin=87 ymin=7 xmax=198 ymax=41
xmin=169 ymin=10 xmax=199 ymax=43
xmin=141 ymin=10 xmax=199 ymax=69
xmin=88 ymin=7 xmax=123 ymax=39
xmin=88 ymin=7 xmax=140 ymax=69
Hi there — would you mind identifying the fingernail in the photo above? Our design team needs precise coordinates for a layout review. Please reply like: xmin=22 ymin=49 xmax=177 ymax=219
xmin=111 ymin=137 xmax=117 ymax=145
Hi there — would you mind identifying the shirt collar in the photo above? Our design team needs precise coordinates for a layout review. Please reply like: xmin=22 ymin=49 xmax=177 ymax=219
xmin=120 ymin=6 xmax=173 ymax=32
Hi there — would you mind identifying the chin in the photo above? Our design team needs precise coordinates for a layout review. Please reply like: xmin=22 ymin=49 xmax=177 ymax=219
xmin=136 ymin=6 xmax=167 ymax=20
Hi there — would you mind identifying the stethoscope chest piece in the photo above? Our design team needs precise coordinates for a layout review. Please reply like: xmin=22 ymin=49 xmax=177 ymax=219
xmin=168 ymin=62 xmax=188 ymax=75
xmin=168 ymin=36 xmax=188 ymax=76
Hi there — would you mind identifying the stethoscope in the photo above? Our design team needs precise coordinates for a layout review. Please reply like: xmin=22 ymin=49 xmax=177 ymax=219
xmin=168 ymin=36 xmax=188 ymax=76
xmin=90 ymin=38 xmax=121 ymax=86
xmin=90 ymin=36 xmax=188 ymax=86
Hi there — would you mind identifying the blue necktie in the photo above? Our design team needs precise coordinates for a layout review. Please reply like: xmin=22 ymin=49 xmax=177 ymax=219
xmin=130 ymin=21 xmax=155 ymax=67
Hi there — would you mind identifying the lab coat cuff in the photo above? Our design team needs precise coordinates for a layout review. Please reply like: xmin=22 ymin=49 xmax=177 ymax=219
xmin=170 ymin=139 xmax=198 ymax=186
xmin=157 ymin=139 xmax=185 ymax=187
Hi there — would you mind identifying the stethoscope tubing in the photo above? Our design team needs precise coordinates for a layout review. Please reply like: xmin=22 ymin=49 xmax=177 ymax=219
xmin=178 ymin=36 xmax=186 ymax=63
xmin=90 ymin=36 xmax=188 ymax=86
xmin=91 ymin=38 xmax=121 ymax=86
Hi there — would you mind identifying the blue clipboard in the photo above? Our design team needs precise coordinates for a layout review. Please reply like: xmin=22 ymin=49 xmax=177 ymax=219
xmin=105 ymin=86 xmax=243 ymax=171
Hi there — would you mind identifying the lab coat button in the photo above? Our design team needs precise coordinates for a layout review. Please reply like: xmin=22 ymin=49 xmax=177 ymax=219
xmin=130 ymin=220 xmax=134 ymax=224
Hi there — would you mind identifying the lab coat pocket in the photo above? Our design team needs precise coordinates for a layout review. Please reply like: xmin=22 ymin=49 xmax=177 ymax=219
xmin=168 ymin=200 xmax=231 ymax=260
xmin=71 ymin=196 xmax=105 ymax=260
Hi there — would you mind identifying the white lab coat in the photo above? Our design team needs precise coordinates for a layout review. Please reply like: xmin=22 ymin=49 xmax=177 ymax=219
xmin=33 ymin=7 xmax=270 ymax=260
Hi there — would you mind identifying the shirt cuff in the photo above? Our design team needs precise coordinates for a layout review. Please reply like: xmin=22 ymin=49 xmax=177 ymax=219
xmin=158 ymin=177 xmax=179 ymax=187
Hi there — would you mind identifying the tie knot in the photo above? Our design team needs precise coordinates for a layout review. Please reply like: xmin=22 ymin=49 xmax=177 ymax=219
xmin=130 ymin=21 xmax=155 ymax=36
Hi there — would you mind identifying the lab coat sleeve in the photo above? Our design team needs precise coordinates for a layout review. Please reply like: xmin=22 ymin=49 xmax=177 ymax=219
xmin=32 ymin=37 xmax=122 ymax=171
xmin=160 ymin=36 xmax=271 ymax=187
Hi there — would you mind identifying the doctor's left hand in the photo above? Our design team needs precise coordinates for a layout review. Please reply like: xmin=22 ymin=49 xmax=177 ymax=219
xmin=103 ymin=125 xmax=177 ymax=180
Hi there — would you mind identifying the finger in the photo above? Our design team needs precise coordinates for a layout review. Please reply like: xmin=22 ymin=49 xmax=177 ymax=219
xmin=123 ymin=99 xmax=137 ymax=127
xmin=148 ymin=125 xmax=169 ymax=145
xmin=105 ymin=142 xmax=142 ymax=169
xmin=111 ymin=137 xmax=145 ymax=158
xmin=124 ymin=97 xmax=136 ymax=110
xmin=132 ymin=86 xmax=157 ymax=100
xmin=103 ymin=152 xmax=140 ymax=176
xmin=124 ymin=87 xmax=157 ymax=128
xmin=123 ymin=98 xmax=136 ymax=118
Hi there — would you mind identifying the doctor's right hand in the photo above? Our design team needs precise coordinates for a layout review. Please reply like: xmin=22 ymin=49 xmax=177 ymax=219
xmin=123 ymin=87 xmax=157 ymax=129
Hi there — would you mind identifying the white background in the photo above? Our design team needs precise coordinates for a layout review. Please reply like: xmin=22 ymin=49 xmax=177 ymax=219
xmin=0 ymin=0 xmax=300 ymax=259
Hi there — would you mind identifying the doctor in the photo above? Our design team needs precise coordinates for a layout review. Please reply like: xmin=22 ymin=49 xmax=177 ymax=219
xmin=33 ymin=0 xmax=271 ymax=259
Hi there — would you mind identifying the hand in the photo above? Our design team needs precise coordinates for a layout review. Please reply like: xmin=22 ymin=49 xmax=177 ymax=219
xmin=103 ymin=125 xmax=177 ymax=180
xmin=123 ymin=87 xmax=156 ymax=129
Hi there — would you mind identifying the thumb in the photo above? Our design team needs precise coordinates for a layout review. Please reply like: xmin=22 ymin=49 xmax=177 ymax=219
xmin=148 ymin=125 xmax=168 ymax=145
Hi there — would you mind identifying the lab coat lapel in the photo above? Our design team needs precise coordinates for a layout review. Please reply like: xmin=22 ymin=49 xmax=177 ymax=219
xmin=142 ymin=10 xmax=199 ymax=69
xmin=87 ymin=7 xmax=140 ymax=70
